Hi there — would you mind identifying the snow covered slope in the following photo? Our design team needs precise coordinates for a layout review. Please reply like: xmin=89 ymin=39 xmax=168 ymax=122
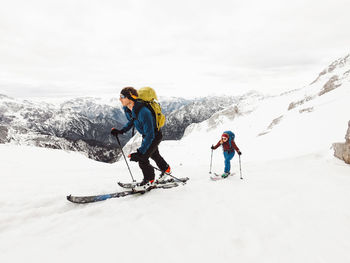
xmin=1 ymin=55 xmax=350 ymax=263
xmin=180 ymin=54 xmax=350 ymax=162
xmin=1 ymin=142 xmax=350 ymax=262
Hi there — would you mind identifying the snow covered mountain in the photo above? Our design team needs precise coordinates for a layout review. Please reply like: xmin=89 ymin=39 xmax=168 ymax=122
xmin=1 ymin=54 xmax=349 ymax=163
xmin=179 ymin=54 xmax=350 ymax=162
xmin=0 ymin=93 xmax=242 ymax=161
xmin=162 ymin=95 xmax=241 ymax=140
xmin=0 ymin=95 xmax=127 ymax=162
xmin=1 ymin=55 xmax=350 ymax=263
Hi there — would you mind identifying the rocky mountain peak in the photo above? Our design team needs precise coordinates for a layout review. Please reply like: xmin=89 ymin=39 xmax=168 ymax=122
xmin=311 ymin=54 xmax=350 ymax=85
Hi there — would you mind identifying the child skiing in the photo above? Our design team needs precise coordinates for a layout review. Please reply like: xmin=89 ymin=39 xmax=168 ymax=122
xmin=211 ymin=131 xmax=242 ymax=178
xmin=110 ymin=87 xmax=171 ymax=191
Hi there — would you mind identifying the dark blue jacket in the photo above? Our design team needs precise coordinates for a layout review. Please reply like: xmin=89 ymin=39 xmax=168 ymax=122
xmin=121 ymin=101 xmax=156 ymax=154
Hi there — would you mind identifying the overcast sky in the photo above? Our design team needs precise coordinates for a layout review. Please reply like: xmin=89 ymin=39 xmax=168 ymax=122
xmin=0 ymin=0 xmax=349 ymax=98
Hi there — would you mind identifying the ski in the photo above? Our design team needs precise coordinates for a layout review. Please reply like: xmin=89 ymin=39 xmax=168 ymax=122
xmin=117 ymin=181 xmax=137 ymax=188
xmin=118 ymin=177 xmax=189 ymax=189
xmin=67 ymin=190 xmax=143 ymax=203
xmin=67 ymin=178 xmax=189 ymax=204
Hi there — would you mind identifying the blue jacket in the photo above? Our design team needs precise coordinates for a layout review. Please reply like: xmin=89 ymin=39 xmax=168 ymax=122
xmin=121 ymin=101 xmax=156 ymax=154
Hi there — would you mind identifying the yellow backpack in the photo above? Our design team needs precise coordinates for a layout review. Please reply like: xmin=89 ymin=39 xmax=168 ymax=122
xmin=137 ymin=87 xmax=166 ymax=131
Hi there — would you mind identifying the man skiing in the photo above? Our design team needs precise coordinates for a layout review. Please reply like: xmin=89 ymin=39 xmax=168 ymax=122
xmin=111 ymin=87 xmax=171 ymax=191
xmin=211 ymin=131 xmax=242 ymax=178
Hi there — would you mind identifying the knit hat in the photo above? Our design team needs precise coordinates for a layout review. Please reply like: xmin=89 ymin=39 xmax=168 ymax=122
xmin=222 ymin=133 xmax=229 ymax=139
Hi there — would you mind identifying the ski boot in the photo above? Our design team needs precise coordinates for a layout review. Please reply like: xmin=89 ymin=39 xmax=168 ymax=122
xmin=132 ymin=179 xmax=155 ymax=192
xmin=157 ymin=166 xmax=171 ymax=183
xmin=221 ymin=172 xmax=230 ymax=178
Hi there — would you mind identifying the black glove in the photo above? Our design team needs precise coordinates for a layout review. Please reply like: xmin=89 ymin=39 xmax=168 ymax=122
xmin=237 ymin=150 xmax=242 ymax=155
xmin=211 ymin=145 xmax=215 ymax=150
xmin=129 ymin=151 xmax=143 ymax=162
xmin=111 ymin=128 xmax=123 ymax=137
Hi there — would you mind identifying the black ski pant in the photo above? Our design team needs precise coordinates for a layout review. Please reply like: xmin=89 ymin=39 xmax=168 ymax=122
xmin=139 ymin=131 xmax=169 ymax=181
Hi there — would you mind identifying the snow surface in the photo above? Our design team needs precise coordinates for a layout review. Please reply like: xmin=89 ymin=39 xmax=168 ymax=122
xmin=1 ymin=72 xmax=350 ymax=262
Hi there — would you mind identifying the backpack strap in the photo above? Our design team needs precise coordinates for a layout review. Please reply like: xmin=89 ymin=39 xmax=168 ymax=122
xmin=133 ymin=100 xmax=151 ymax=120
xmin=133 ymin=100 xmax=159 ymax=133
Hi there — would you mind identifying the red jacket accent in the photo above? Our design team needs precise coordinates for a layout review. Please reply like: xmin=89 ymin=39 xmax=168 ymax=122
xmin=213 ymin=139 xmax=240 ymax=153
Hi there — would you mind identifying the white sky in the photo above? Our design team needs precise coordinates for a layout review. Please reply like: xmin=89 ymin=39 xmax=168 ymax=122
xmin=0 ymin=0 xmax=349 ymax=98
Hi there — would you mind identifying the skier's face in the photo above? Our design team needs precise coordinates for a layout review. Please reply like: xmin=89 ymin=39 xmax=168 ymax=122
xmin=222 ymin=137 xmax=228 ymax=142
xmin=119 ymin=94 xmax=129 ymax=106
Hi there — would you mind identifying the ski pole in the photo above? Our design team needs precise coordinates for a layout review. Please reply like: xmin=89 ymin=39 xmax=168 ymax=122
xmin=209 ymin=148 xmax=213 ymax=174
xmin=150 ymin=164 xmax=186 ymax=184
xmin=239 ymin=154 xmax=243 ymax=180
xmin=115 ymin=135 xmax=136 ymax=182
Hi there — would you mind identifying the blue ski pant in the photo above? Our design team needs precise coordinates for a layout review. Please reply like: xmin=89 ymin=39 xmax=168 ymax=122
xmin=223 ymin=151 xmax=235 ymax=173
